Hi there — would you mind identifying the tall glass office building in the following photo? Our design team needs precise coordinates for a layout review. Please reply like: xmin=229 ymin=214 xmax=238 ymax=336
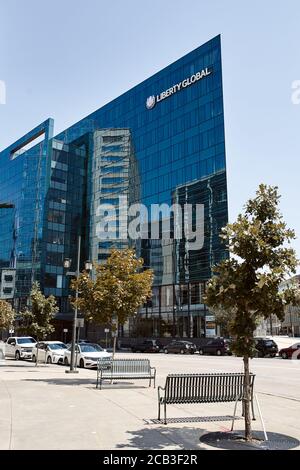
xmin=0 ymin=35 xmax=228 ymax=339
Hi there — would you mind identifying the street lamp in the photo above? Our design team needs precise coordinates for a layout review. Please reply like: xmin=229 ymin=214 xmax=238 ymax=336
xmin=173 ymin=305 xmax=176 ymax=338
xmin=63 ymin=236 xmax=92 ymax=374
xmin=84 ymin=260 xmax=93 ymax=272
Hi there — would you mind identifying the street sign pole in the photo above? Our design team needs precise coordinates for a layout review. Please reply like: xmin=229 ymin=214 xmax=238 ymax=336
xmin=104 ymin=328 xmax=110 ymax=349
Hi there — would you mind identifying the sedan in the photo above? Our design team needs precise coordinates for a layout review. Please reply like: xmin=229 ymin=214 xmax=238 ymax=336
xmin=163 ymin=340 xmax=197 ymax=354
xmin=279 ymin=343 xmax=300 ymax=359
xmin=32 ymin=341 xmax=68 ymax=364
xmin=64 ymin=343 xmax=112 ymax=368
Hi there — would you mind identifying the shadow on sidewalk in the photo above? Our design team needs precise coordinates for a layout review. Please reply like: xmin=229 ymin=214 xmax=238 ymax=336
xmin=22 ymin=378 xmax=96 ymax=386
xmin=144 ymin=415 xmax=241 ymax=425
xmin=21 ymin=378 xmax=152 ymax=389
xmin=116 ymin=425 xmax=208 ymax=450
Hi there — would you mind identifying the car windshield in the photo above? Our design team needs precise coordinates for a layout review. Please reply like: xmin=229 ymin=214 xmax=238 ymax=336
xmin=80 ymin=344 xmax=103 ymax=353
xmin=48 ymin=343 xmax=67 ymax=350
xmin=264 ymin=341 xmax=276 ymax=346
xmin=18 ymin=338 xmax=35 ymax=344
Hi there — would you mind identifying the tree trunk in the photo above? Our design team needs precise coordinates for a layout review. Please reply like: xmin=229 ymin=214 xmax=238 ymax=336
xmin=243 ymin=355 xmax=252 ymax=441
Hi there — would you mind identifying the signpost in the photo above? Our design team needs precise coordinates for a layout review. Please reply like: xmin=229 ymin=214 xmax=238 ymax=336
xmin=63 ymin=328 xmax=68 ymax=344
xmin=74 ymin=319 xmax=85 ymax=371
xmin=104 ymin=328 xmax=110 ymax=350
xmin=205 ymin=315 xmax=216 ymax=337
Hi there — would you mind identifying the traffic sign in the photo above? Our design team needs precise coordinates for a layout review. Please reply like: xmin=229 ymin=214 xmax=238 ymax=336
xmin=76 ymin=319 xmax=84 ymax=328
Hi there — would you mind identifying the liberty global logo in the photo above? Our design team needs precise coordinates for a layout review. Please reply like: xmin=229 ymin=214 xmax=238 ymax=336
xmin=146 ymin=95 xmax=156 ymax=110
xmin=146 ymin=67 xmax=212 ymax=110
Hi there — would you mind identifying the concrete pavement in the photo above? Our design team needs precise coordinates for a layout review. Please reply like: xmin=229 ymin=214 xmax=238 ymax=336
xmin=0 ymin=353 xmax=299 ymax=450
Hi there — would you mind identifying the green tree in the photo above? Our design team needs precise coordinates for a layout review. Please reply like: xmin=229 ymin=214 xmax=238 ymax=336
xmin=72 ymin=249 xmax=153 ymax=355
xmin=20 ymin=282 xmax=58 ymax=364
xmin=204 ymin=185 xmax=300 ymax=441
xmin=0 ymin=300 xmax=15 ymax=330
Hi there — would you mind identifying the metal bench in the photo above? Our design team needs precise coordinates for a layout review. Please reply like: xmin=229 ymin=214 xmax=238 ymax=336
xmin=158 ymin=372 xmax=255 ymax=425
xmin=96 ymin=358 xmax=156 ymax=389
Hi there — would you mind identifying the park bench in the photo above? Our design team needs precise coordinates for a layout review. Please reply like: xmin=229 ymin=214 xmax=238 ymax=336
xmin=96 ymin=358 xmax=156 ymax=390
xmin=157 ymin=372 xmax=255 ymax=425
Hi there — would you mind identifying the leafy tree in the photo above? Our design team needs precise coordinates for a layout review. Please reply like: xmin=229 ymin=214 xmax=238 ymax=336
xmin=210 ymin=307 xmax=237 ymax=338
xmin=72 ymin=249 xmax=153 ymax=355
xmin=0 ymin=300 xmax=15 ymax=330
xmin=20 ymin=283 xmax=58 ymax=364
xmin=204 ymin=185 xmax=300 ymax=441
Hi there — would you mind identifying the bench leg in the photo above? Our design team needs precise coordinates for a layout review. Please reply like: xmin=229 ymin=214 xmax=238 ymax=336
xmin=158 ymin=401 xmax=161 ymax=421
xmin=164 ymin=402 xmax=167 ymax=425
xmin=231 ymin=394 xmax=241 ymax=431
xmin=251 ymin=397 xmax=256 ymax=421
xmin=149 ymin=377 xmax=151 ymax=387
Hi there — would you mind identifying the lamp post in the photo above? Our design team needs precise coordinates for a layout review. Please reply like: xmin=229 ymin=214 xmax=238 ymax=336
xmin=173 ymin=305 xmax=176 ymax=338
xmin=63 ymin=236 xmax=92 ymax=374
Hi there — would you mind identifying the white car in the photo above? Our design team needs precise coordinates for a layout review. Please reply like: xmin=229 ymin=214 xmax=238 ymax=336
xmin=5 ymin=336 xmax=36 ymax=360
xmin=64 ymin=343 xmax=112 ymax=368
xmin=31 ymin=341 xmax=68 ymax=364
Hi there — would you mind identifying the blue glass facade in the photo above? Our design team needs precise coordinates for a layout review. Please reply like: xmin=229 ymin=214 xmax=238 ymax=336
xmin=0 ymin=35 xmax=228 ymax=337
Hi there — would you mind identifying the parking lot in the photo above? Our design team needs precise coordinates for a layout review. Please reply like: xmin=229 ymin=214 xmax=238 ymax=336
xmin=0 ymin=352 xmax=300 ymax=450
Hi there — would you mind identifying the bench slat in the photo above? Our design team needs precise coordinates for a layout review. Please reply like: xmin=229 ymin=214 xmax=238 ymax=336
xmin=161 ymin=373 xmax=255 ymax=404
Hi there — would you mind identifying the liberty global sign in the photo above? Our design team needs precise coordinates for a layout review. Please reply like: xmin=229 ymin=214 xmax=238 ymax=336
xmin=146 ymin=67 xmax=212 ymax=109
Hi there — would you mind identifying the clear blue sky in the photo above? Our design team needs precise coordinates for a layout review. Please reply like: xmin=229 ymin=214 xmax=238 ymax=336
xmin=1 ymin=0 xmax=299 ymax=265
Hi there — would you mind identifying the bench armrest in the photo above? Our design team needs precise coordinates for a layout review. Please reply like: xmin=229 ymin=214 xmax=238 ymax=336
xmin=157 ymin=385 xmax=165 ymax=401
xmin=150 ymin=366 xmax=156 ymax=374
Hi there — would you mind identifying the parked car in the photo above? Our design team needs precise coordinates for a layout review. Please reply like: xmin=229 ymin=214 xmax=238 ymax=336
xmin=279 ymin=343 xmax=300 ymax=359
xmin=64 ymin=343 xmax=112 ymax=368
xmin=163 ymin=340 xmax=197 ymax=354
xmin=198 ymin=338 xmax=232 ymax=356
xmin=31 ymin=341 xmax=68 ymax=364
xmin=131 ymin=339 xmax=163 ymax=353
xmin=254 ymin=338 xmax=278 ymax=358
xmin=4 ymin=336 xmax=36 ymax=360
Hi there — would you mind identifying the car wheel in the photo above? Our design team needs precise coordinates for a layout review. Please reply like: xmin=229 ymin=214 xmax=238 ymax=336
xmin=15 ymin=351 xmax=21 ymax=361
xmin=164 ymin=349 xmax=168 ymax=354
xmin=216 ymin=350 xmax=222 ymax=356
xmin=64 ymin=357 xmax=69 ymax=366
xmin=79 ymin=358 xmax=85 ymax=368
xmin=31 ymin=354 xmax=36 ymax=362
xmin=281 ymin=352 xmax=288 ymax=359
xmin=199 ymin=349 xmax=204 ymax=355
xmin=47 ymin=356 xmax=52 ymax=364
xmin=180 ymin=349 xmax=185 ymax=354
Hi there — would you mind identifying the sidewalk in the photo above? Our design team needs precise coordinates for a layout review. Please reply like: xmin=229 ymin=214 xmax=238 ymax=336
xmin=0 ymin=355 xmax=299 ymax=450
